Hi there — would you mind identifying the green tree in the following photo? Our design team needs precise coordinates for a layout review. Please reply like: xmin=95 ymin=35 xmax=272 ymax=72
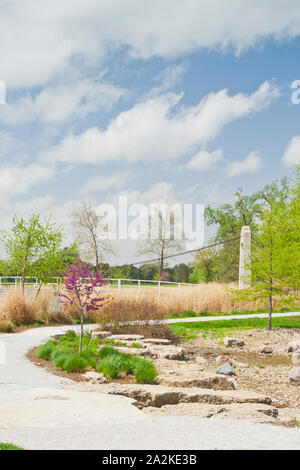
xmin=191 ymin=247 xmax=218 ymax=283
xmin=233 ymin=171 xmax=299 ymax=329
xmin=205 ymin=179 xmax=290 ymax=281
xmin=1 ymin=214 xmax=66 ymax=295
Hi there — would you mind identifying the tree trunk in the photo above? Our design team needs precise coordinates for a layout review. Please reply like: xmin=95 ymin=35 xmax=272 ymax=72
xmin=79 ymin=307 xmax=85 ymax=353
xmin=267 ymin=294 xmax=273 ymax=330
xmin=35 ymin=281 xmax=43 ymax=301
xmin=160 ymin=247 xmax=164 ymax=276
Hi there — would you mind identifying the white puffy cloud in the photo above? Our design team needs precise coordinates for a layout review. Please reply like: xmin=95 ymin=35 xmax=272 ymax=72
xmin=226 ymin=151 xmax=262 ymax=177
xmin=148 ymin=63 xmax=188 ymax=97
xmin=0 ymin=131 xmax=16 ymax=157
xmin=39 ymin=81 xmax=279 ymax=166
xmin=0 ymin=78 xmax=123 ymax=125
xmin=0 ymin=163 xmax=55 ymax=198
xmin=187 ymin=149 xmax=223 ymax=171
xmin=281 ymin=135 xmax=300 ymax=166
xmin=80 ymin=171 xmax=132 ymax=194
xmin=2 ymin=1 xmax=300 ymax=88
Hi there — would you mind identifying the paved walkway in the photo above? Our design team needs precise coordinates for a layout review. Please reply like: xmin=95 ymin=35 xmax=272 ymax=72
xmin=165 ymin=312 xmax=300 ymax=324
xmin=0 ymin=326 xmax=299 ymax=450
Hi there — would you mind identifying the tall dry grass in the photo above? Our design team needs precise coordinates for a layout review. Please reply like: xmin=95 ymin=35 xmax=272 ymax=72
xmin=0 ymin=290 xmax=78 ymax=330
xmin=0 ymin=282 xmax=298 ymax=332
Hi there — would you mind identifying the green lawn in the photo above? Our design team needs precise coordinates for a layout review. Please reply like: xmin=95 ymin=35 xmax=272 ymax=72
xmin=168 ymin=306 xmax=300 ymax=319
xmin=0 ymin=443 xmax=24 ymax=450
xmin=168 ymin=316 xmax=300 ymax=341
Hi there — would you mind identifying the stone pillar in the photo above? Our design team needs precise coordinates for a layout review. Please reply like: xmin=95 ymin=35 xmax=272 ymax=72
xmin=239 ymin=226 xmax=251 ymax=289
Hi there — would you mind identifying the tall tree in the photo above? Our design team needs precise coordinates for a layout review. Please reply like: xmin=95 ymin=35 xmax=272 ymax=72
xmin=233 ymin=171 xmax=298 ymax=329
xmin=138 ymin=206 xmax=182 ymax=276
xmin=73 ymin=200 xmax=113 ymax=270
xmin=205 ymin=179 xmax=290 ymax=281
xmin=191 ymin=246 xmax=218 ymax=283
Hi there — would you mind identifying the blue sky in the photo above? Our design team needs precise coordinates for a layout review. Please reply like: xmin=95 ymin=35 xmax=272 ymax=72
xmin=0 ymin=1 xmax=300 ymax=264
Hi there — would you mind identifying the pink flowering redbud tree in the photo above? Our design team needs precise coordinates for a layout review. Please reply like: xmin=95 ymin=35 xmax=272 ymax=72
xmin=59 ymin=260 xmax=106 ymax=352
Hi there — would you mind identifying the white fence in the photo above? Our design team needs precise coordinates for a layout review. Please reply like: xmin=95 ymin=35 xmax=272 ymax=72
xmin=0 ymin=276 xmax=201 ymax=296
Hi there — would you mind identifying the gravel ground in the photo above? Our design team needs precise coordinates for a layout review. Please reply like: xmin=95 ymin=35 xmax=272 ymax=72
xmin=187 ymin=328 xmax=300 ymax=408
xmin=0 ymin=326 xmax=299 ymax=450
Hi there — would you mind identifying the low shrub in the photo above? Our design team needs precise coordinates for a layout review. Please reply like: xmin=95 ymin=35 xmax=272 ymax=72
xmin=98 ymin=346 xmax=119 ymax=359
xmin=134 ymin=359 xmax=157 ymax=384
xmin=36 ymin=341 xmax=57 ymax=360
xmin=97 ymin=355 xmax=122 ymax=379
xmin=62 ymin=353 xmax=89 ymax=373
xmin=52 ymin=351 xmax=71 ymax=368
xmin=0 ymin=320 xmax=14 ymax=332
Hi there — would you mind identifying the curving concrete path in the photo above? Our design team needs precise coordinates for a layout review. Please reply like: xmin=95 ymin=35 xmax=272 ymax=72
xmin=0 ymin=325 xmax=299 ymax=450
xmin=165 ymin=312 xmax=300 ymax=324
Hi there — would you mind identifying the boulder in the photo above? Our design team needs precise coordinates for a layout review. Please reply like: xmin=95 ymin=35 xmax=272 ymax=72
xmin=84 ymin=371 xmax=107 ymax=384
xmin=146 ymin=345 xmax=186 ymax=360
xmin=291 ymin=350 xmax=300 ymax=365
xmin=215 ymin=355 xmax=246 ymax=368
xmin=94 ymin=331 xmax=112 ymax=339
xmin=195 ymin=356 xmax=208 ymax=367
xmin=216 ymin=363 xmax=236 ymax=376
xmin=224 ymin=337 xmax=245 ymax=348
xmin=260 ymin=346 xmax=273 ymax=354
xmin=216 ymin=355 xmax=233 ymax=366
xmin=289 ymin=367 xmax=300 ymax=386
xmin=105 ymin=383 xmax=271 ymax=408
xmin=109 ymin=334 xmax=144 ymax=341
xmin=142 ymin=338 xmax=171 ymax=345
xmin=287 ymin=340 xmax=300 ymax=353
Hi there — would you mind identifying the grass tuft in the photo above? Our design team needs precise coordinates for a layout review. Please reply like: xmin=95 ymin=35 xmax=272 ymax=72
xmin=134 ymin=359 xmax=157 ymax=384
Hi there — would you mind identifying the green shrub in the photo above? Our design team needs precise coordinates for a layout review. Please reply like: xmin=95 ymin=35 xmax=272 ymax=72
xmin=52 ymin=351 xmax=71 ymax=369
xmin=80 ymin=350 xmax=97 ymax=369
xmin=0 ymin=442 xmax=24 ymax=450
xmin=62 ymin=353 xmax=89 ymax=372
xmin=36 ymin=341 xmax=56 ymax=360
xmin=98 ymin=346 xmax=119 ymax=359
xmin=97 ymin=354 xmax=124 ymax=379
xmin=63 ymin=330 xmax=77 ymax=339
xmin=134 ymin=359 xmax=157 ymax=384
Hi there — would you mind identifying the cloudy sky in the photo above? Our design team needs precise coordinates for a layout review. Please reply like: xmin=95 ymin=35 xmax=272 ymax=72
xmin=0 ymin=0 xmax=300 ymax=264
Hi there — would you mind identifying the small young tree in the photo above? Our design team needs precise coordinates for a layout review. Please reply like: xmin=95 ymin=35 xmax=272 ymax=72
xmin=58 ymin=260 xmax=106 ymax=352
xmin=1 ymin=214 xmax=64 ymax=295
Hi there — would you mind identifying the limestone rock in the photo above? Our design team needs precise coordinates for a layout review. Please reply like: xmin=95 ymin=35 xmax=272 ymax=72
xmin=84 ymin=371 xmax=107 ymax=384
xmin=146 ymin=345 xmax=186 ymax=360
xmin=260 ymin=346 xmax=273 ymax=354
xmin=112 ymin=346 xmax=146 ymax=356
xmin=158 ymin=373 xmax=236 ymax=391
xmin=287 ymin=340 xmax=300 ymax=353
xmin=291 ymin=350 xmax=300 ymax=365
xmin=109 ymin=334 xmax=144 ymax=341
xmin=216 ymin=363 xmax=236 ymax=376
xmin=224 ymin=337 xmax=245 ymax=348
xmin=215 ymin=355 xmax=246 ymax=368
xmin=289 ymin=367 xmax=300 ymax=386
xmin=142 ymin=338 xmax=171 ymax=345
xmin=105 ymin=383 xmax=271 ymax=408
xmin=195 ymin=356 xmax=208 ymax=367
xmin=94 ymin=331 xmax=112 ymax=339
